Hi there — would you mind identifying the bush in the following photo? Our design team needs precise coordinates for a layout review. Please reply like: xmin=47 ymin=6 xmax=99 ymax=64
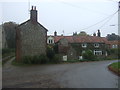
xmin=22 ymin=56 xmax=33 ymax=64
xmin=2 ymin=48 xmax=15 ymax=55
xmin=52 ymin=54 xmax=61 ymax=63
xmin=47 ymin=47 xmax=55 ymax=60
xmin=39 ymin=54 xmax=49 ymax=64
xmin=22 ymin=54 xmax=49 ymax=64
xmin=82 ymin=50 xmax=96 ymax=61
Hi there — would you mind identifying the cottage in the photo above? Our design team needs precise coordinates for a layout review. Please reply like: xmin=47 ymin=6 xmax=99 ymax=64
xmin=56 ymin=36 xmax=109 ymax=60
xmin=16 ymin=6 xmax=48 ymax=61
xmin=108 ymin=40 xmax=120 ymax=49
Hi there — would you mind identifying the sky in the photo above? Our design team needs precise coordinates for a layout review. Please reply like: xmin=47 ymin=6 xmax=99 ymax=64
xmin=0 ymin=0 xmax=119 ymax=37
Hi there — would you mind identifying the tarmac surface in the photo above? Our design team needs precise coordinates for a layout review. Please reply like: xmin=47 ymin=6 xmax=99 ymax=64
xmin=2 ymin=58 xmax=119 ymax=88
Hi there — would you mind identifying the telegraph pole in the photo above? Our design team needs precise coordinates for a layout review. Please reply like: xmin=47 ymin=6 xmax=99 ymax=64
xmin=118 ymin=1 xmax=120 ymax=36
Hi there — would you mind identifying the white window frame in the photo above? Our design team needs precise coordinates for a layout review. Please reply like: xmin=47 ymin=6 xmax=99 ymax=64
xmin=48 ymin=39 xmax=54 ymax=44
xmin=94 ymin=50 xmax=102 ymax=55
xmin=115 ymin=45 xmax=118 ymax=48
xmin=112 ymin=44 xmax=118 ymax=48
xmin=82 ymin=43 xmax=87 ymax=48
xmin=94 ymin=43 xmax=99 ymax=48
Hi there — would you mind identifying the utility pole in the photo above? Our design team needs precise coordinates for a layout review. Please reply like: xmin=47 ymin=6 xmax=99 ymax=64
xmin=118 ymin=1 xmax=120 ymax=36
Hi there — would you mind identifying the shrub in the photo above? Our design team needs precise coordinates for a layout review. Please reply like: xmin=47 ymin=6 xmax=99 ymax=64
xmin=52 ymin=54 xmax=61 ymax=63
xmin=22 ymin=56 xmax=33 ymax=64
xmin=22 ymin=54 xmax=49 ymax=64
xmin=82 ymin=50 xmax=96 ymax=61
xmin=47 ymin=47 xmax=55 ymax=60
xmin=2 ymin=48 xmax=15 ymax=55
xmin=39 ymin=54 xmax=49 ymax=64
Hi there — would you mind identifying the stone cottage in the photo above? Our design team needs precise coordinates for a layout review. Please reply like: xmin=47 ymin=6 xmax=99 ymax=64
xmin=56 ymin=36 xmax=109 ymax=60
xmin=16 ymin=6 xmax=48 ymax=61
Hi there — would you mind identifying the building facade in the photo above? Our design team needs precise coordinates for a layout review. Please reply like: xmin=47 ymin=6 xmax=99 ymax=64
xmin=56 ymin=36 xmax=109 ymax=60
xmin=16 ymin=6 xmax=48 ymax=61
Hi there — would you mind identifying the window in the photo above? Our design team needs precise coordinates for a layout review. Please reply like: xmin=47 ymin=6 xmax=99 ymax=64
xmin=51 ymin=40 xmax=53 ymax=44
xmin=48 ymin=39 xmax=54 ymax=44
xmin=112 ymin=45 xmax=118 ymax=48
xmin=94 ymin=43 xmax=99 ymax=47
xmin=94 ymin=50 xmax=102 ymax=55
xmin=49 ymin=40 xmax=51 ymax=44
xmin=82 ymin=43 xmax=87 ymax=48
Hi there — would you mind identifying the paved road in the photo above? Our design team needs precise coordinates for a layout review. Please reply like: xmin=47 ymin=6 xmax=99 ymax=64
xmin=3 ymin=59 xmax=119 ymax=88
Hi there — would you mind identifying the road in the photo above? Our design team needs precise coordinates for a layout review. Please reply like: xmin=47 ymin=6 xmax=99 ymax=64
xmin=3 ymin=59 xmax=119 ymax=88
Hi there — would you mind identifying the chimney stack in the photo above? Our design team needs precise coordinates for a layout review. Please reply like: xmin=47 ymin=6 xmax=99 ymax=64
xmin=97 ymin=29 xmax=101 ymax=37
xmin=54 ymin=31 xmax=57 ymax=36
xmin=93 ymin=32 xmax=96 ymax=36
xmin=30 ymin=6 xmax=37 ymax=23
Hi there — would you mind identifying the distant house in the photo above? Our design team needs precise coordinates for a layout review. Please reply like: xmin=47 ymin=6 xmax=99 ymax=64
xmin=108 ymin=40 xmax=120 ymax=49
xmin=47 ymin=36 xmax=54 ymax=44
xmin=55 ymin=36 xmax=109 ymax=60
xmin=16 ymin=6 xmax=48 ymax=61
xmin=47 ymin=30 xmax=110 ymax=60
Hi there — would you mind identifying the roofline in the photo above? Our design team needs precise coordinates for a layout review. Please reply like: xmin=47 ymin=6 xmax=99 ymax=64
xmin=17 ymin=19 xmax=48 ymax=31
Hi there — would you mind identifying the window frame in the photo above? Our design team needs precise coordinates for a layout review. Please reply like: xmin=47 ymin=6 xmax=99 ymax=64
xmin=94 ymin=43 xmax=99 ymax=48
xmin=94 ymin=50 xmax=102 ymax=55
xmin=82 ymin=43 xmax=87 ymax=48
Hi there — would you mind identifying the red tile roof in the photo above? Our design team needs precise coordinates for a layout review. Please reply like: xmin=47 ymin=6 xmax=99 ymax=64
xmin=108 ymin=40 xmax=118 ymax=45
xmin=54 ymin=36 xmax=109 ymax=44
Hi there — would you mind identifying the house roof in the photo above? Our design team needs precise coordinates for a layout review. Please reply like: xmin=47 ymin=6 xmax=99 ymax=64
xmin=18 ymin=20 xmax=48 ymax=31
xmin=108 ymin=40 xmax=119 ymax=45
xmin=54 ymin=36 xmax=109 ymax=44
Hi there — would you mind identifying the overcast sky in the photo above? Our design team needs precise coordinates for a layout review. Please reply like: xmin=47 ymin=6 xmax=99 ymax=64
xmin=0 ymin=0 xmax=119 ymax=37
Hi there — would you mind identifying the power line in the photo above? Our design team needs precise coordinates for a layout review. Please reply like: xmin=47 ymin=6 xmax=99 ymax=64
xmin=61 ymin=10 xmax=118 ymax=36
xmin=57 ymin=0 xmax=112 ymax=16
xmin=78 ymin=10 xmax=118 ymax=31
xmin=99 ymin=10 xmax=118 ymax=29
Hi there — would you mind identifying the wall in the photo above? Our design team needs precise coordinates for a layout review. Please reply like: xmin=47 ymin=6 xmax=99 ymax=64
xmin=17 ymin=21 xmax=47 ymax=60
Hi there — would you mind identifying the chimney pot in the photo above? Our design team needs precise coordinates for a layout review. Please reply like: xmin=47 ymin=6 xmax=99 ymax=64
xmin=30 ymin=6 xmax=37 ymax=23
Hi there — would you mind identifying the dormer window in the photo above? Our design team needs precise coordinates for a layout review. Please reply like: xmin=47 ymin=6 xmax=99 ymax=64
xmin=82 ymin=43 xmax=87 ymax=48
xmin=94 ymin=43 xmax=99 ymax=48
xmin=48 ymin=39 xmax=53 ymax=44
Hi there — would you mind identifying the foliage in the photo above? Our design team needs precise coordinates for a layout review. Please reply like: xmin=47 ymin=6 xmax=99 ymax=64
xmin=39 ymin=54 xmax=49 ymax=64
xmin=109 ymin=62 xmax=120 ymax=76
xmin=106 ymin=33 xmax=120 ymax=41
xmin=53 ymin=44 xmax=58 ymax=54
xmin=51 ymin=54 xmax=61 ymax=63
xmin=82 ymin=50 xmax=96 ymax=61
xmin=47 ymin=46 xmax=55 ymax=60
xmin=3 ymin=22 xmax=18 ymax=48
xmin=77 ymin=31 xmax=89 ymax=36
xmin=22 ymin=54 xmax=49 ymax=64
xmin=109 ymin=62 xmax=120 ymax=70
xmin=2 ymin=48 xmax=15 ymax=55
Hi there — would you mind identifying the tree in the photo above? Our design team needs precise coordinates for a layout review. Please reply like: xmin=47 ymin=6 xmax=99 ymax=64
xmin=106 ymin=33 xmax=120 ymax=41
xmin=78 ymin=31 xmax=89 ymax=36
xmin=3 ymin=22 xmax=18 ymax=48
xmin=47 ymin=46 xmax=55 ymax=60
xmin=82 ymin=50 xmax=96 ymax=60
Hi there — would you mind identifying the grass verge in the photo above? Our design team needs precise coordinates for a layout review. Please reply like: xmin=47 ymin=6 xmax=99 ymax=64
xmin=11 ymin=60 xmax=34 ymax=67
xmin=108 ymin=62 xmax=120 ymax=76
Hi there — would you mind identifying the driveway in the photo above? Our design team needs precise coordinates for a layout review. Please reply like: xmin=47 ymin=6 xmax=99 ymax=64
xmin=3 ymin=58 xmax=119 ymax=88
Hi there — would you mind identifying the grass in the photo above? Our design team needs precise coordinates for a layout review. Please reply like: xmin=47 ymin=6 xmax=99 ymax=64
xmin=2 ymin=55 xmax=14 ymax=65
xmin=108 ymin=62 xmax=120 ymax=76
xmin=12 ymin=60 xmax=34 ymax=67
